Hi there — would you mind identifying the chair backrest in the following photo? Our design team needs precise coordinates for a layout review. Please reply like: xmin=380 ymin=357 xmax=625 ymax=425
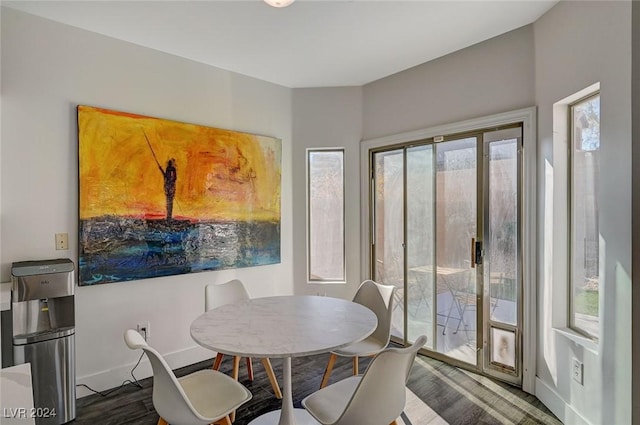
xmin=352 ymin=279 xmax=395 ymax=345
xmin=124 ymin=329 xmax=207 ymax=425
xmin=205 ymin=278 xmax=250 ymax=312
xmin=334 ymin=335 xmax=427 ymax=425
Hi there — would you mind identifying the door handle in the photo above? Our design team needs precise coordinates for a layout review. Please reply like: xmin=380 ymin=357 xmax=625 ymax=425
xmin=471 ymin=238 xmax=483 ymax=268
xmin=471 ymin=238 xmax=476 ymax=268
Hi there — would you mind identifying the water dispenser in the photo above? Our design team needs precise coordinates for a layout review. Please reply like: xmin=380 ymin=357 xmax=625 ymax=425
xmin=11 ymin=259 xmax=76 ymax=425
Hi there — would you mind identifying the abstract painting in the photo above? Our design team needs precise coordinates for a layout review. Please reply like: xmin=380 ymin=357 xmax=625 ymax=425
xmin=77 ymin=105 xmax=281 ymax=285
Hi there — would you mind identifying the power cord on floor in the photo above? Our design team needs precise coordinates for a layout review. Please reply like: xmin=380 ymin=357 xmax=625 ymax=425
xmin=76 ymin=350 xmax=144 ymax=397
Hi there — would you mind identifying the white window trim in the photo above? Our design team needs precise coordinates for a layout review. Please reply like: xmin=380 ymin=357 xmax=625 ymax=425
xmin=359 ymin=107 xmax=537 ymax=393
xmin=551 ymin=82 xmax=601 ymax=349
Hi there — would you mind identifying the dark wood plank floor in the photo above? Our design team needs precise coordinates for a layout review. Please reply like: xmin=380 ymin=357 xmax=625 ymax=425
xmin=75 ymin=349 xmax=560 ymax=425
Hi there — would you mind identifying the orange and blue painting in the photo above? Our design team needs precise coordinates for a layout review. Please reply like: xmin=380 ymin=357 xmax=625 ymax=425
xmin=77 ymin=105 xmax=281 ymax=285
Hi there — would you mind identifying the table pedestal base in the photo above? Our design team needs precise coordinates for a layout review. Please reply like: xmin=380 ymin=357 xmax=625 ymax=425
xmin=248 ymin=408 xmax=319 ymax=425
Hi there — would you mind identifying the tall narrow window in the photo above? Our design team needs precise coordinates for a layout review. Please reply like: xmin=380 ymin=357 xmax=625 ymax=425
xmin=307 ymin=149 xmax=345 ymax=282
xmin=570 ymin=94 xmax=600 ymax=340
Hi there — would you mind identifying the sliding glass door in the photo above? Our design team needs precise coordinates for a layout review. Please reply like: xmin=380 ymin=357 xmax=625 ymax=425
xmin=371 ymin=125 xmax=522 ymax=385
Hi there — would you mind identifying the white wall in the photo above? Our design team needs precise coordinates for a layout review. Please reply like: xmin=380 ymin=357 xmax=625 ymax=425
xmin=534 ymin=2 xmax=631 ymax=424
xmin=1 ymin=8 xmax=293 ymax=394
xmin=0 ymin=4 xmax=3 ymax=286
xmin=291 ymin=87 xmax=363 ymax=300
xmin=362 ymin=25 xmax=535 ymax=141
xmin=632 ymin=3 xmax=640 ymax=423
xmin=0 ymin=6 xmax=3 ymax=370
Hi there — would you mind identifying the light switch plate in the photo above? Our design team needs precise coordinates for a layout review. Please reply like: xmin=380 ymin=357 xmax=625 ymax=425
xmin=55 ymin=233 xmax=69 ymax=250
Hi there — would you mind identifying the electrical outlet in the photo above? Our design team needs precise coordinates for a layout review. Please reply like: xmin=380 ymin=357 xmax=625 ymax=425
xmin=572 ymin=358 xmax=583 ymax=385
xmin=137 ymin=321 xmax=151 ymax=341
xmin=55 ymin=233 xmax=69 ymax=250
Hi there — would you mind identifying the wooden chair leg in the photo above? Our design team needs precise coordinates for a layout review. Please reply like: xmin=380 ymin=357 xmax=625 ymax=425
xmin=246 ymin=357 xmax=254 ymax=381
xmin=261 ymin=358 xmax=282 ymax=399
xmin=212 ymin=352 xmax=224 ymax=370
xmin=352 ymin=356 xmax=359 ymax=375
xmin=320 ymin=353 xmax=337 ymax=389
xmin=390 ymin=421 xmax=398 ymax=425
xmin=213 ymin=416 xmax=232 ymax=425
xmin=157 ymin=418 xmax=169 ymax=425
xmin=228 ymin=355 xmax=240 ymax=422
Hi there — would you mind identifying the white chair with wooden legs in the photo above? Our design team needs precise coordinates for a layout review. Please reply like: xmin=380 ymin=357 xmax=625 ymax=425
xmin=304 ymin=335 xmax=427 ymax=425
xmin=124 ymin=329 xmax=251 ymax=425
xmin=320 ymin=279 xmax=395 ymax=388
xmin=205 ymin=280 xmax=282 ymax=401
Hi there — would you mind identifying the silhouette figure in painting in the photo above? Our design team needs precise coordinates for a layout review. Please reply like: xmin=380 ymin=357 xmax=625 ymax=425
xmin=158 ymin=158 xmax=177 ymax=220
xmin=142 ymin=131 xmax=179 ymax=221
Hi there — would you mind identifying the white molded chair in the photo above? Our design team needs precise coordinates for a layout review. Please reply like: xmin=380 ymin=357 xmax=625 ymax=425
xmin=320 ymin=279 xmax=395 ymax=388
xmin=303 ymin=335 xmax=427 ymax=425
xmin=205 ymin=279 xmax=282 ymax=400
xmin=124 ymin=329 xmax=251 ymax=425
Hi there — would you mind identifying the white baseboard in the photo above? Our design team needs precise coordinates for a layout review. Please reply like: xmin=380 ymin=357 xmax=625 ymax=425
xmin=76 ymin=345 xmax=214 ymax=398
xmin=535 ymin=377 xmax=592 ymax=425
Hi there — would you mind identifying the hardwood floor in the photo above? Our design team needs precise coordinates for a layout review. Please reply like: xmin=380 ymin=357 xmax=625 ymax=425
xmin=75 ymin=349 xmax=560 ymax=425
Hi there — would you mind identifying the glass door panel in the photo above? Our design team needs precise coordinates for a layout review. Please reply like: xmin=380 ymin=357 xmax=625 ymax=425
xmin=434 ymin=137 xmax=478 ymax=365
xmin=372 ymin=149 xmax=405 ymax=340
xmin=406 ymin=145 xmax=434 ymax=350
xmin=486 ymin=138 xmax=518 ymax=326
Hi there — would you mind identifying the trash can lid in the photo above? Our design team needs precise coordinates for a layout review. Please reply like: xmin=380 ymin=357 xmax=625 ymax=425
xmin=11 ymin=258 xmax=75 ymax=277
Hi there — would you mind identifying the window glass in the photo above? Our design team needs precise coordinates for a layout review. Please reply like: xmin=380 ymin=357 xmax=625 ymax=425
xmin=570 ymin=94 xmax=600 ymax=340
xmin=307 ymin=149 xmax=345 ymax=282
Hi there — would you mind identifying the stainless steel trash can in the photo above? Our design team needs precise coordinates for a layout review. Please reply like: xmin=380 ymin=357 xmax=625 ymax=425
xmin=11 ymin=259 xmax=76 ymax=425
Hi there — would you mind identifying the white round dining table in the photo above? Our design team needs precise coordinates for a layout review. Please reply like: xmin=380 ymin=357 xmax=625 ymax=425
xmin=190 ymin=295 xmax=377 ymax=425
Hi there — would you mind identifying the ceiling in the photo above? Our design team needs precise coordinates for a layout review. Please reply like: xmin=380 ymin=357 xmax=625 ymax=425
xmin=2 ymin=0 xmax=557 ymax=88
